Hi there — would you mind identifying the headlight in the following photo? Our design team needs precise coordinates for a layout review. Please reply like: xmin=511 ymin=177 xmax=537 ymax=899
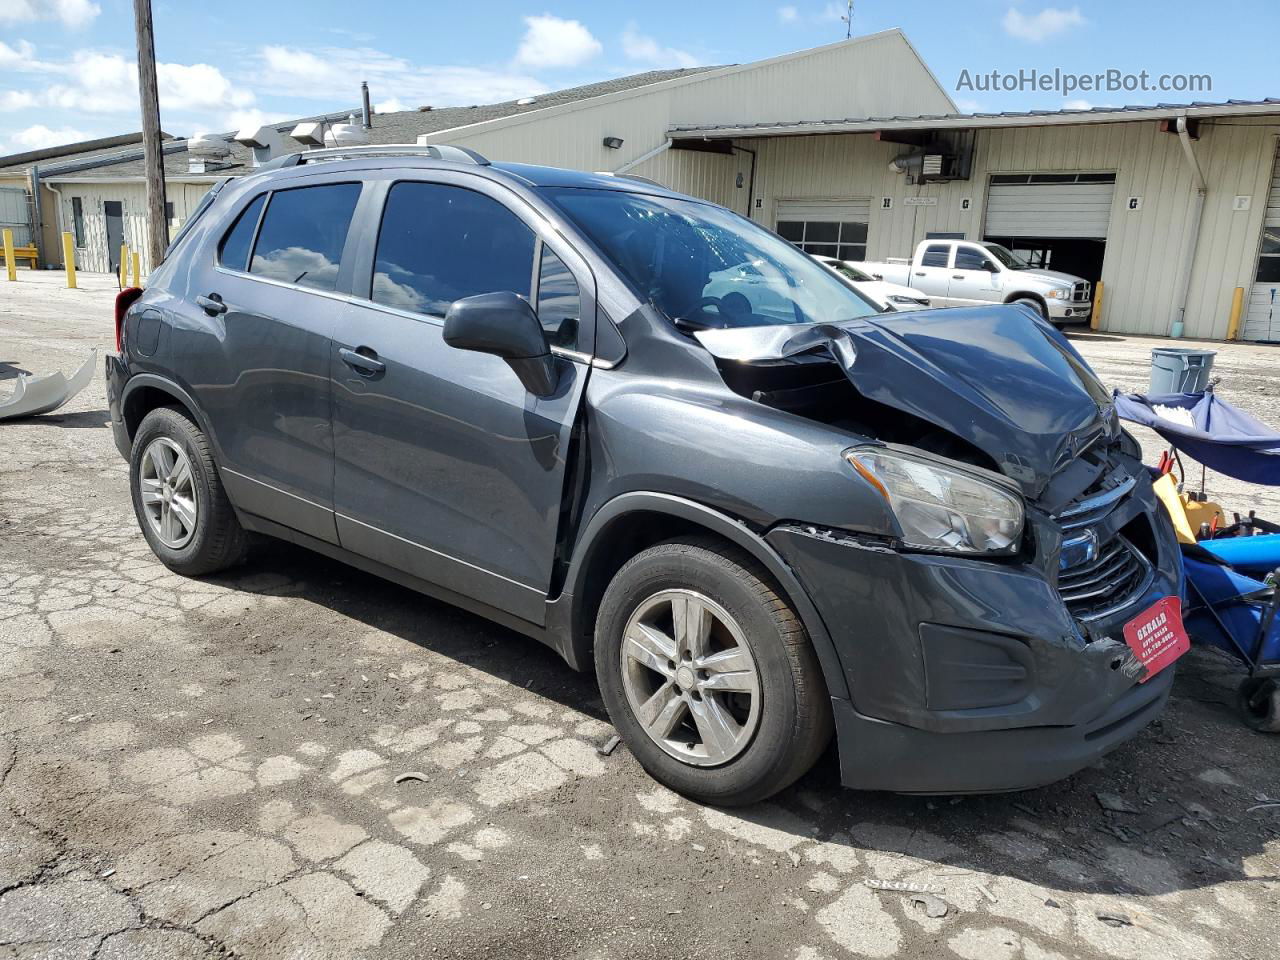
xmin=846 ymin=448 xmax=1024 ymax=554
xmin=1045 ymin=288 xmax=1072 ymax=300
xmin=888 ymin=295 xmax=929 ymax=307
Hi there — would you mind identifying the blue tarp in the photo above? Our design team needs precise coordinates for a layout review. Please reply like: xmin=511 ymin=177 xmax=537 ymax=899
xmin=1113 ymin=388 xmax=1280 ymax=485
xmin=1200 ymin=534 xmax=1280 ymax=577
xmin=1182 ymin=553 xmax=1280 ymax=666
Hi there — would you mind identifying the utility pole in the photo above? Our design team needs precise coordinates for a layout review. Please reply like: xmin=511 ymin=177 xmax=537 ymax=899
xmin=132 ymin=0 xmax=168 ymax=273
xmin=842 ymin=1 xmax=854 ymax=39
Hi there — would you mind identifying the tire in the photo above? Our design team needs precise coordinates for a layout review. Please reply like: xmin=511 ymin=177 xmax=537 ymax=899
xmin=129 ymin=405 xmax=247 ymax=576
xmin=1237 ymin=678 xmax=1280 ymax=733
xmin=1012 ymin=296 xmax=1049 ymax=321
xmin=595 ymin=537 xmax=832 ymax=806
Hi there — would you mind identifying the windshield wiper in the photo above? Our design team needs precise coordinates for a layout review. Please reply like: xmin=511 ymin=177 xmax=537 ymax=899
xmin=672 ymin=316 xmax=716 ymax=334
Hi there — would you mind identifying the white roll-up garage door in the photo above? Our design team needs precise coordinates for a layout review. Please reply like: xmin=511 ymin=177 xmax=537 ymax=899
xmin=1243 ymin=149 xmax=1280 ymax=342
xmin=775 ymin=199 xmax=871 ymax=262
xmin=984 ymin=174 xmax=1116 ymax=239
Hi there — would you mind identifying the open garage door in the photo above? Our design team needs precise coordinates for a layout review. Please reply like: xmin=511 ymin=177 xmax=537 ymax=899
xmin=1243 ymin=149 xmax=1280 ymax=343
xmin=775 ymin=199 xmax=871 ymax=262
xmin=983 ymin=173 xmax=1115 ymax=286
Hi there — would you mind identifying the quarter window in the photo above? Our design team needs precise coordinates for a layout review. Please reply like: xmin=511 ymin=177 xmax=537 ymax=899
xmin=920 ymin=244 xmax=951 ymax=268
xmin=536 ymin=247 xmax=581 ymax=348
xmin=249 ymin=183 xmax=361 ymax=292
xmin=372 ymin=182 xmax=535 ymax=317
xmin=218 ymin=194 xmax=265 ymax=272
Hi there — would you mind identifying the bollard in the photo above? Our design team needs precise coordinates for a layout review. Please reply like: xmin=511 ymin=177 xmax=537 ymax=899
xmin=131 ymin=250 xmax=141 ymax=288
xmin=62 ymin=232 xmax=77 ymax=289
xmin=2 ymin=228 xmax=14 ymax=282
xmin=119 ymin=244 xmax=129 ymax=287
xmin=1226 ymin=286 xmax=1245 ymax=341
xmin=1090 ymin=281 xmax=1105 ymax=331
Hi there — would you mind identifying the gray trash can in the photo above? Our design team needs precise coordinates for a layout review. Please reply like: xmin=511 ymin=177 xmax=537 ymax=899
xmin=1150 ymin=347 xmax=1216 ymax=394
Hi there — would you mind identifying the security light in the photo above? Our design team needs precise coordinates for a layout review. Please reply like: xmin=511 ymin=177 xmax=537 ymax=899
xmin=602 ymin=136 xmax=624 ymax=149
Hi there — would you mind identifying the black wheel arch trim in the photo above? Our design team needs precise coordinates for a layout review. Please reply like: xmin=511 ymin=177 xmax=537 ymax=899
xmin=120 ymin=374 xmax=219 ymax=453
xmin=549 ymin=491 xmax=851 ymax=700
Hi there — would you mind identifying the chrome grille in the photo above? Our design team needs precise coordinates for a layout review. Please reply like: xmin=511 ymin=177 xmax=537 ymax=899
xmin=1071 ymin=280 xmax=1091 ymax=302
xmin=1057 ymin=534 xmax=1150 ymax=620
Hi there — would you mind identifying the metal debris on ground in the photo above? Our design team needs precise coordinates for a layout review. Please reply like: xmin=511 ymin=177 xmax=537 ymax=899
xmin=909 ymin=892 xmax=950 ymax=918
xmin=597 ymin=734 xmax=622 ymax=756
xmin=864 ymin=878 xmax=944 ymax=895
xmin=1097 ymin=912 xmax=1133 ymax=928
xmin=394 ymin=771 xmax=430 ymax=785
xmin=1095 ymin=792 xmax=1141 ymax=814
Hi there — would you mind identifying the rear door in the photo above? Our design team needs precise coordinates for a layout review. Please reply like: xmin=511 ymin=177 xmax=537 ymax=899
xmin=178 ymin=178 xmax=362 ymax=543
xmin=910 ymin=242 xmax=955 ymax=302
xmin=329 ymin=173 xmax=596 ymax=624
xmin=947 ymin=244 xmax=1002 ymax=306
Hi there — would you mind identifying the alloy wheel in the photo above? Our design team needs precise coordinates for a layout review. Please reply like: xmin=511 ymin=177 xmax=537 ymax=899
xmin=139 ymin=436 xmax=198 ymax=549
xmin=619 ymin=589 xmax=761 ymax=767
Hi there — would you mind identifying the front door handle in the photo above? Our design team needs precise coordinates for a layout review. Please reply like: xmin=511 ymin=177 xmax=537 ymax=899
xmin=196 ymin=293 xmax=226 ymax=316
xmin=914 ymin=271 xmax=926 ymax=276
xmin=339 ymin=346 xmax=386 ymax=376
xmin=952 ymin=274 xmax=965 ymax=280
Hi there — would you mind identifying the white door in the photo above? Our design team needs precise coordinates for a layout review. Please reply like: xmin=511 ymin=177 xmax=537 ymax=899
xmin=984 ymin=174 xmax=1116 ymax=239
xmin=947 ymin=244 xmax=1002 ymax=306
xmin=775 ymin=199 xmax=871 ymax=262
xmin=1243 ymin=151 xmax=1280 ymax=342
xmin=910 ymin=241 xmax=957 ymax=303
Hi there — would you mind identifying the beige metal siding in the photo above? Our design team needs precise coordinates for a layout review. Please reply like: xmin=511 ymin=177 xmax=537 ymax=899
xmin=739 ymin=118 xmax=1280 ymax=339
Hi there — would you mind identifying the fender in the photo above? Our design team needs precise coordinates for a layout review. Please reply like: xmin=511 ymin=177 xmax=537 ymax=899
xmin=119 ymin=373 xmax=221 ymax=456
xmin=547 ymin=491 xmax=851 ymax=700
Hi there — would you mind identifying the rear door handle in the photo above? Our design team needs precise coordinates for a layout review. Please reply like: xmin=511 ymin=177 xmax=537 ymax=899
xmin=196 ymin=293 xmax=226 ymax=316
xmin=339 ymin=346 xmax=386 ymax=376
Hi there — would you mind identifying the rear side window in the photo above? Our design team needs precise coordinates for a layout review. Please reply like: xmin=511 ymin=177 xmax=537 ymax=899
xmin=218 ymin=194 xmax=265 ymax=271
xmin=249 ymin=183 xmax=361 ymax=292
xmin=536 ymin=247 xmax=581 ymax=348
xmin=920 ymin=244 xmax=950 ymax=268
xmin=372 ymin=182 xmax=535 ymax=317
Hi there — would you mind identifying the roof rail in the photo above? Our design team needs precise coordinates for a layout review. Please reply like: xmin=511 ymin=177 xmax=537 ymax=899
xmin=262 ymin=143 xmax=490 ymax=170
xmin=592 ymin=170 xmax=665 ymax=188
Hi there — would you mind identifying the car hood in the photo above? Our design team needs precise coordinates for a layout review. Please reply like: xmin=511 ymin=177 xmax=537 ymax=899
xmin=859 ymin=280 xmax=929 ymax=302
xmin=694 ymin=305 xmax=1117 ymax=498
xmin=1015 ymin=268 xmax=1084 ymax=288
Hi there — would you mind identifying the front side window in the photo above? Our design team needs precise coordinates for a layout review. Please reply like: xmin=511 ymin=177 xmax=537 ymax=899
xmin=249 ymin=183 xmax=361 ymax=292
xmin=982 ymin=242 xmax=1031 ymax=270
xmin=954 ymin=247 xmax=993 ymax=271
xmin=218 ymin=194 xmax=265 ymax=271
xmin=372 ymin=182 xmax=535 ymax=317
xmin=536 ymin=247 xmax=581 ymax=348
xmin=547 ymin=188 xmax=881 ymax=330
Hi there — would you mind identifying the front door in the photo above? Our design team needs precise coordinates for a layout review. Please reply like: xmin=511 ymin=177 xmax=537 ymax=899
xmin=330 ymin=176 xmax=595 ymax=625
xmin=179 ymin=179 xmax=362 ymax=544
xmin=947 ymin=245 xmax=1002 ymax=306
xmin=104 ymin=201 xmax=124 ymax=274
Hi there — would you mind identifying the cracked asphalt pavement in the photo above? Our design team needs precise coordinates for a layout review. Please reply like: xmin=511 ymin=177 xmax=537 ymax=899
xmin=1 ymin=271 xmax=1278 ymax=959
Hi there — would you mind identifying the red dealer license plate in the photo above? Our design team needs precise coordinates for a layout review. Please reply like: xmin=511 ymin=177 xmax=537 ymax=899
xmin=1122 ymin=596 xmax=1190 ymax=682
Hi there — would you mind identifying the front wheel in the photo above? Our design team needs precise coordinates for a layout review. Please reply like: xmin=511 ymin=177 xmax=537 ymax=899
xmin=595 ymin=538 xmax=832 ymax=806
xmin=1011 ymin=296 xmax=1049 ymax=321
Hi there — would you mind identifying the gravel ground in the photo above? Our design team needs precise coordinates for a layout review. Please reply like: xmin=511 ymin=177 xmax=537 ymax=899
xmin=1 ymin=270 xmax=1278 ymax=960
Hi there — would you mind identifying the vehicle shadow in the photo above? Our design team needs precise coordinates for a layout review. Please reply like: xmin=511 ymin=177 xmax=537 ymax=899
xmin=0 ymin=361 xmax=32 ymax=382
xmin=212 ymin=539 xmax=1277 ymax=901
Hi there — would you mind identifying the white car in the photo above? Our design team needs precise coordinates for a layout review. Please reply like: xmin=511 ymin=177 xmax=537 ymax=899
xmin=811 ymin=255 xmax=932 ymax=310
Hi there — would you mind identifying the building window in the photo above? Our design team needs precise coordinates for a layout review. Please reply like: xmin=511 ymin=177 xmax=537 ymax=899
xmin=1257 ymin=227 xmax=1280 ymax=283
xmin=776 ymin=219 xmax=867 ymax=262
xmin=71 ymin=197 xmax=85 ymax=247
xmin=165 ymin=201 xmax=175 ymax=222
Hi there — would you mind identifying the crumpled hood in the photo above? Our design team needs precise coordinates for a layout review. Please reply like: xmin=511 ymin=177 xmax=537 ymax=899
xmin=695 ymin=306 xmax=1117 ymax=498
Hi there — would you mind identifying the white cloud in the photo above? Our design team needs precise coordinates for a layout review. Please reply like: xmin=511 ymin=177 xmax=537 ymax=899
xmin=0 ymin=90 xmax=38 ymax=111
xmin=513 ymin=14 xmax=602 ymax=69
xmin=0 ymin=39 xmax=40 ymax=70
xmin=1063 ymin=98 xmax=1092 ymax=110
xmin=778 ymin=5 xmax=799 ymax=23
xmin=39 ymin=52 xmax=254 ymax=115
xmin=819 ymin=2 xmax=848 ymax=22
xmin=258 ymin=44 xmax=545 ymax=108
xmin=954 ymin=97 xmax=982 ymax=113
xmin=1002 ymin=6 xmax=1085 ymax=43
xmin=8 ymin=123 xmax=90 ymax=150
xmin=620 ymin=24 xmax=701 ymax=69
xmin=374 ymin=97 xmax=410 ymax=114
xmin=0 ymin=0 xmax=100 ymax=28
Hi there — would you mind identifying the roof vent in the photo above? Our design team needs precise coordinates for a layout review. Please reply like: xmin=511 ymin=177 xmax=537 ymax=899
xmin=516 ymin=97 xmax=537 ymax=106
xmin=187 ymin=133 xmax=232 ymax=174
xmin=417 ymin=105 xmax=433 ymax=112
xmin=290 ymin=122 xmax=326 ymax=147
xmin=234 ymin=124 xmax=288 ymax=167
xmin=323 ymin=114 xmax=369 ymax=148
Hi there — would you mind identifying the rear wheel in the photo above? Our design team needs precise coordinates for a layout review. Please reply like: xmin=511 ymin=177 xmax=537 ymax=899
xmin=1237 ymin=677 xmax=1280 ymax=733
xmin=130 ymin=406 xmax=247 ymax=576
xmin=595 ymin=537 xmax=832 ymax=806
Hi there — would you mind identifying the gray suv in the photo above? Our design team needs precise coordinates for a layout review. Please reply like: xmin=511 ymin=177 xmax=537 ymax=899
xmin=107 ymin=145 xmax=1182 ymax=805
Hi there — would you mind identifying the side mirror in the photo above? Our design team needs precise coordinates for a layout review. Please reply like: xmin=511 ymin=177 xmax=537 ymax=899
xmin=443 ymin=291 xmax=558 ymax=397
xmin=984 ymin=261 xmax=1000 ymax=272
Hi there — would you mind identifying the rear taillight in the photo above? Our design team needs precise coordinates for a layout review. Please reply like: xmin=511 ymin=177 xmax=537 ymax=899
xmin=114 ymin=287 xmax=143 ymax=352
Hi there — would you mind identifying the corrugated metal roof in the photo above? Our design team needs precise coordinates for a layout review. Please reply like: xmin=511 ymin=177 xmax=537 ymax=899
xmin=0 ymin=131 xmax=175 ymax=172
xmin=39 ymin=67 xmax=717 ymax=182
xmin=668 ymin=97 xmax=1280 ymax=139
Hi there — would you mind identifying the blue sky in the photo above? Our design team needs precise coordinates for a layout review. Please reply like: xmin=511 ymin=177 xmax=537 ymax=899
xmin=2 ymin=0 xmax=1276 ymax=155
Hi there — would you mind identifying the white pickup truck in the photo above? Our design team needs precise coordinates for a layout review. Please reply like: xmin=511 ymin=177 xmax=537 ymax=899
xmin=851 ymin=239 xmax=1093 ymax=324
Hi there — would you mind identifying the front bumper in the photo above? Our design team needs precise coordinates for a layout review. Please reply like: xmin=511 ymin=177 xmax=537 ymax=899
xmin=766 ymin=487 xmax=1182 ymax=793
xmin=1047 ymin=299 xmax=1093 ymax=321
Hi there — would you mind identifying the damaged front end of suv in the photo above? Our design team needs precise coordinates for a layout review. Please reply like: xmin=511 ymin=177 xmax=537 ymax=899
xmin=684 ymin=306 xmax=1182 ymax=793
